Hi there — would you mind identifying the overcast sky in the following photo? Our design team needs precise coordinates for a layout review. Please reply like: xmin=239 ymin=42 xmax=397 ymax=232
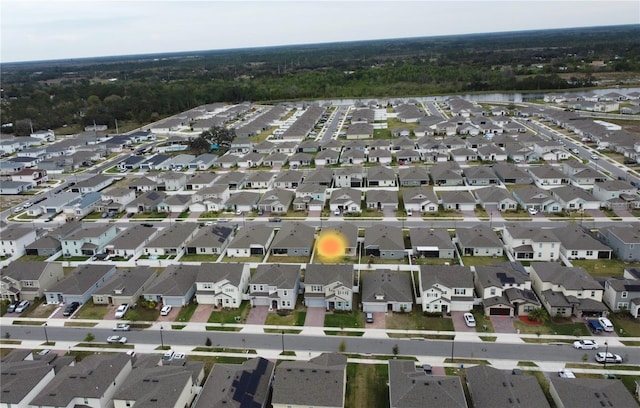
xmin=2 ymin=0 xmax=639 ymax=63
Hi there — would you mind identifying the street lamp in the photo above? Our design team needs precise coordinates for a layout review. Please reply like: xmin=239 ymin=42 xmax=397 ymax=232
xmin=450 ymin=337 xmax=455 ymax=365
xmin=281 ymin=330 xmax=285 ymax=354
xmin=43 ymin=323 xmax=49 ymax=344
xmin=603 ymin=341 xmax=608 ymax=369
xmin=160 ymin=325 xmax=164 ymax=349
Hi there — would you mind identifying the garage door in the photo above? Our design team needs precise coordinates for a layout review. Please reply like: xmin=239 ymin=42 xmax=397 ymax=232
xmin=489 ymin=307 xmax=511 ymax=316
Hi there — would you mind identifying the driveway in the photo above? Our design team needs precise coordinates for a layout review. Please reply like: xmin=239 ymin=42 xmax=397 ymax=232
xmin=246 ymin=305 xmax=269 ymax=325
xmin=304 ymin=307 xmax=326 ymax=327
xmin=366 ymin=312 xmax=386 ymax=329
xmin=490 ymin=315 xmax=517 ymax=333
xmin=188 ymin=304 xmax=214 ymax=323
xmin=451 ymin=311 xmax=476 ymax=333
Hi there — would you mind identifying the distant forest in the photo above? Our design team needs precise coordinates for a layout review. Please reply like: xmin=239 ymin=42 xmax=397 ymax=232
xmin=1 ymin=24 xmax=639 ymax=135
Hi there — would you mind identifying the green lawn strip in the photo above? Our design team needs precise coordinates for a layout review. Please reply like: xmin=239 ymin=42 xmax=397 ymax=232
xmin=521 ymin=338 xmax=573 ymax=344
xmin=479 ymin=336 xmax=497 ymax=342
xmin=64 ymin=322 xmax=97 ymax=327
xmin=385 ymin=312 xmax=454 ymax=331
xmin=263 ymin=328 xmax=302 ymax=334
xmin=517 ymin=361 xmax=539 ymax=367
xmin=175 ymin=303 xmax=198 ymax=322
xmin=387 ymin=333 xmax=455 ymax=340
xmin=12 ymin=320 xmax=45 ymax=326
xmin=444 ymin=358 xmax=490 ymax=365
xmin=619 ymin=341 xmax=640 ymax=346
xmin=571 ymin=259 xmax=640 ymax=279
xmin=264 ymin=310 xmax=306 ymax=326
xmin=180 ymin=254 xmax=221 ymax=262
xmin=171 ymin=325 xmax=186 ymax=330
xmin=608 ymin=313 xmax=640 ymax=336
xmin=76 ymin=342 xmax=134 ymax=349
xmin=207 ymin=302 xmax=251 ymax=324
xmin=565 ymin=363 xmax=640 ymax=371
xmin=75 ymin=300 xmax=108 ymax=320
xmin=0 ymin=340 xmax=21 ymax=345
xmin=513 ymin=317 xmax=589 ymax=336
xmin=323 ymin=330 xmax=364 ymax=336
xmin=205 ymin=326 xmax=242 ymax=332
xmin=345 ymin=363 xmax=389 ymax=408
xmin=461 ymin=255 xmax=509 ymax=267
xmin=193 ymin=346 xmax=256 ymax=354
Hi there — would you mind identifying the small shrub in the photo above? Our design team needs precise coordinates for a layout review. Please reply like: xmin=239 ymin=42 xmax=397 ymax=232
xmin=205 ymin=337 xmax=212 ymax=347
xmin=85 ymin=333 xmax=95 ymax=342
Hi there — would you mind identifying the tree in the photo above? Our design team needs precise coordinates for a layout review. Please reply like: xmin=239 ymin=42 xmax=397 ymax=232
xmin=189 ymin=136 xmax=212 ymax=155
xmin=528 ymin=307 xmax=545 ymax=323
xmin=200 ymin=125 xmax=236 ymax=148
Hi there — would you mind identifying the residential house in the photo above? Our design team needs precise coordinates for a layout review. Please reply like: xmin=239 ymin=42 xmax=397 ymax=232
xmin=315 ymin=148 xmax=340 ymax=166
xmin=464 ymin=166 xmax=499 ymax=186
xmin=394 ymin=149 xmax=421 ymax=164
xmin=91 ymin=266 xmax=157 ymax=305
xmin=0 ymin=225 xmax=37 ymax=258
xmin=289 ymin=152 xmax=314 ymax=168
xmin=129 ymin=176 xmax=158 ymax=192
xmin=512 ymin=186 xmax=562 ymax=213
xmin=263 ymin=152 xmax=289 ymax=168
xmin=398 ymin=166 xmax=430 ymax=187
xmin=330 ymin=188 xmax=362 ymax=214
xmin=226 ymin=224 xmax=274 ymax=258
xmin=257 ymin=189 xmax=295 ymax=214
xmin=551 ymin=185 xmax=601 ymax=210
xmin=194 ymin=357 xmax=275 ymax=408
xmin=366 ymin=165 xmax=397 ymax=187
xmin=44 ymin=264 xmax=117 ymax=305
xmin=142 ymin=264 xmax=198 ymax=306
xmin=0 ymin=261 xmax=64 ymax=302
xmin=502 ymin=224 xmax=561 ymax=261
xmin=603 ymin=277 xmax=640 ymax=317
xmin=530 ymin=262 xmax=606 ymax=318
xmin=552 ymin=224 xmax=612 ymax=260
xmin=548 ymin=378 xmax=639 ymax=408
xmin=125 ymin=191 xmax=166 ymax=214
xmin=70 ymin=174 xmax=114 ymax=193
xmin=364 ymin=225 xmax=406 ymax=260
xmin=29 ymin=354 xmax=132 ymax=408
xmin=107 ymin=224 xmax=159 ymax=259
xmin=186 ymin=225 xmax=234 ymax=256
xmin=475 ymin=186 xmax=517 ymax=212
xmin=389 ymin=359 xmax=467 ymax=408
xmin=214 ymin=171 xmax=246 ymax=190
xmin=156 ymin=172 xmax=188 ymax=191
xmin=410 ymin=228 xmax=455 ymax=259
xmin=333 ymin=167 xmax=365 ymax=188
xmin=450 ymin=147 xmax=478 ymax=162
xmin=418 ymin=265 xmax=474 ymax=313
xmin=0 ymin=180 xmax=33 ymax=195
xmin=238 ymin=152 xmax=264 ymax=168
xmin=367 ymin=149 xmax=393 ymax=164
xmin=439 ymin=190 xmax=476 ymax=211
xmin=340 ymin=149 xmax=366 ymax=165
xmin=100 ymin=187 xmax=136 ymax=212
xmin=456 ymin=225 xmax=503 ymax=257
xmin=189 ymin=185 xmax=230 ymax=213
xmin=528 ymin=165 xmax=568 ymax=186
xmin=224 ymin=191 xmax=261 ymax=213
xmin=304 ymin=167 xmax=334 ymax=186
xmin=214 ymin=153 xmax=240 ymax=169
xmin=474 ymin=262 xmax=539 ymax=317
xmin=188 ymin=153 xmax=218 ymax=170
xmin=272 ymin=353 xmax=347 ymax=408
xmin=430 ymin=162 xmax=464 ymax=186
xmin=270 ymin=222 xmax=315 ymax=257
xmin=0 ymin=358 xmax=57 ymax=408
xmin=492 ymin=162 xmax=533 ymax=184
xmin=186 ymin=173 xmax=218 ymax=190
xmin=62 ymin=192 xmax=103 ymax=220
xmin=60 ymin=224 xmax=118 ymax=257
xmin=466 ymin=365 xmax=550 ymax=408
xmin=362 ymin=269 xmax=413 ymax=312
xmin=347 ymin=122 xmax=374 ymax=139
xmin=402 ymin=186 xmax=439 ymax=213
xmin=319 ymin=223 xmax=359 ymax=257
xmin=144 ymin=223 xmax=199 ymax=257
xmin=304 ymin=264 xmax=355 ymax=311
xmin=366 ymin=189 xmax=399 ymax=210
xmin=10 ymin=168 xmax=48 ymax=186
xmin=194 ymin=262 xmax=250 ymax=308
xmin=477 ymin=144 xmax=508 ymax=162
xmin=598 ymin=224 xmax=640 ymax=261
xmin=249 ymin=263 xmax=301 ymax=310
xmin=245 ymin=171 xmax=275 ymax=189
xmin=593 ymin=180 xmax=640 ymax=209
xmin=272 ymin=169 xmax=304 ymax=189
xmin=157 ymin=194 xmax=192 ymax=214
xmin=293 ymin=183 xmax=327 ymax=212
xmin=28 ymin=192 xmax=81 ymax=217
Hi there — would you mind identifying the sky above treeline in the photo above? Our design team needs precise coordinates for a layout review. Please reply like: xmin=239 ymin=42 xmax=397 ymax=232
xmin=2 ymin=0 xmax=639 ymax=63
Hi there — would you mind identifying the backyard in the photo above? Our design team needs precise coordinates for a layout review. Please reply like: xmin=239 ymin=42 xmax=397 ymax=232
xmin=571 ymin=259 xmax=640 ymax=279
xmin=345 ymin=363 xmax=389 ymax=408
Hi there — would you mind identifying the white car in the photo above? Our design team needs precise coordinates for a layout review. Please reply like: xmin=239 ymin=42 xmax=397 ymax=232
xmin=113 ymin=323 xmax=131 ymax=331
xmin=160 ymin=305 xmax=172 ymax=316
xmin=573 ymin=339 xmax=599 ymax=350
xmin=558 ymin=369 xmax=576 ymax=378
xmin=571 ymin=148 xmax=579 ymax=154
xmin=595 ymin=352 xmax=622 ymax=364
xmin=13 ymin=206 xmax=24 ymax=213
xmin=107 ymin=335 xmax=127 ymax=344
xmin=598 ymin=317 xmax=614 ymax=332
xmin=527 ymin=208 xmax=538 ymax=215
xmin=115 ymin=303 xmax=129 ymax=319
xmin=463 ymin=313 xmax=476 ymax=327
xmin=591 ymin=154 xmax=599 ymax=160
xmin=334 ymin=208 xmax=341 ymax=216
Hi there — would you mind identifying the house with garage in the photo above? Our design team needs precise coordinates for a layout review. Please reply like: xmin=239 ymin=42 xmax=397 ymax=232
xmin=364 ymin=224 xmax=406 ymax=260
xmin=418 ymin=265 xmax=474 ymax=313
xmin=492 ymin=162 xmax=533 ymax=184
xmin=249 ymin=263 xmax=301 ymax=310
xmin=315 ymin=148 xmax=340 ymax=166
xmin=157 ymin=194 xmax=192 ymax=214
xmin=194 ymin=262 xmax=250 ymax=308
xmin=398 ymin=166 xmax=429 ymax=187
xmin=60 ymin=224 xmax=118 ymax=257
xmin=603 ymin=277 xmax=640 ymax=317
xmin=225 ymin=224 xmax=274 ymax=258
xmin=272 ymin=169 xmax=304 ymax=189
xmin=293 ymin=183 xmax=327 ymax=212
xmin=214 ymin=171 xmax=246 ymax=190
xmin=10 ymin=168 xmax=48 ymax=186
xmin=467 ymin=365 xmax=550 ymax=408
xmin=225 ymin=191 xmax=261 ymax=213
xmin=214 ymin=153 xmax=241 ymax=169
xmin=410 ymin=228 xmax=455 ymax=259
xmin=0 ymin=180 xmax=33 ymax=195
xmin=107 ymin=224 xmax=159 ymax=259
xmin=245 ymin=171 xmax=275 ymax=189
xmin=552 ymin=224 xmax=612 ymax=260
xmin=100 ymin=187 xmax=136 ymax=212
xmin=320 ymin=223 xmax=359 ymax=257
xmin=340 ymin=149 xmax=366 ymax=165
xmin=474 ymin=186 xmax=517 ymax=212
xmin=550 ymin=185 xmax=601 ymax=211
xmin=593 ymin=180 xmax=640 ymax=209
xmin=70 ymin=174 xmax=114 ymax=194
xmin=0 ymin=225 xmax=37 ymax=258
xmin=394 ymin=149 xmax=421 ymax=164
xmin=430 ymin=161 xmax=464 ymax=186
xmin=530 ymin=262 xmax=607 ymax=318
xmin=474 ymin=262 xmax=539 ymax=317
xmin=439 ymin=190 xmax=476 ymax=211
xmin=366 ymin=165 xmax=397 ymax=187
xmin=44 ymin=264 xmax=116 ymax=305
xmin=129 ymin=176 xmax=158 ymax=192
xmin=125 ymin=191 xmax=166 ymax=214
xmin=528 ymin=165 xmax=568 ymax=186
xmin=548 ymin=377 xmax=638 ymax=408
xmin=257 ymin=189 xmax=295 ymax=214
xmin=304 ymin=264 xmax=355 ymax=311
xmin=188 ymin=153 xmax=218 ymax=170
xmin=597 ymin=224 xmax=640 ymax=261
xmin=263 ymin=152 xmax=289 ymax=168
xmin=333 ymin=167 xmax=366 ymax=188
xmin=61 ymin=192 xmax=103 ymax=220
xmin=456 ymin=225 xmax=503 ymax=257
xmin=186 ymin=173 xmax=218 ymax=190
xmin=477 ymin=143 xmax=507 ymax=162
xmin=464 ymin=166 xmax=499 ymax=186
xmin=304 ymin=167 xmax=334 ymax=186
xmin=0 ymin=261 xmax=64 ymax=302
xmin=238 ymin=152 xmax=264 ymax=168
xmin=502 ymin=224 xmax=561 ymax=261
xmin=366 ymin=189 xmax=399 ymax=211
xmin=155 ymin=172 xmax=188 ymax=191
xmin=402 ymin=186 xmax=439 ymax=213
xmin=330 ymin=187 xmax=362 ymax=214
xmin=143 ymin=223 xmax=199 ymax=257
xmin=91 ymin=266 xmax=157 ymax=306
xmin=367 ymin=148 xmax=393 ymax=164
xmin=362 ymin=269 xmax=413 ymax=313
xmin=270 ymin=222 xmax=315 ymax=257
xmin=189 ymin=184 xmax=230 ymax=212
xmin=512 ymin=186 xmax=562 ymax=213
xmin=142 ymin=264 xmax=198 ymax=306
xmin=185 ymin=225 xmax=234 ymax=256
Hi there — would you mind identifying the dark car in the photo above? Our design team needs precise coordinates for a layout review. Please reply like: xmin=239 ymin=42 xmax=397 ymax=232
xmin=63 ymin=301 xmax=80 ymax=316
xmin=141 ymin=223 xmax=153 ymax=227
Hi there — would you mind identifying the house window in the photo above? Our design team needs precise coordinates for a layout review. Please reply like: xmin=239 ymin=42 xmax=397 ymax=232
xmin=617 ymin=302 xmax=628 ymax=309
xmin=571 ymin=250 xmax=578 ymax=256
xmin=537 ymin=252 xmax=542 ymax=258
xmin=621 ymin=291 xmax=628 ymax=298
xmin=490 ymin=288 xmax=496 ymax=296
xmin=454 ymin=289 xmax=465 ymax=295
xmin=203 ymin=283 xmax=212 ymax=289
xmin=586 ymin=250 xmax=593 ymax=256
xmin=199 ymin=248 xmax=205 ymax=253
xmin=590 ymin=291 xmax=595 ymax=297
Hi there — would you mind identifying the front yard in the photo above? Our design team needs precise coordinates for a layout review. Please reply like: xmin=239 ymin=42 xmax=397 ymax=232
xmin=324 ymin=310 xmax=365 ymax=329
xmin=264 ymin=308 xmax=307 ymax=326
xmin=513 ymin=316 xmax=590 ymax=336
xmin=385 ymin=310 xmax=454 ymax=331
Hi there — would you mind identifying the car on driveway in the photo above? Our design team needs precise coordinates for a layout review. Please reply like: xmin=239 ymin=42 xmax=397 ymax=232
xmin=14 ymin=300 xmax=30 ymax=313
xmin=160 ymin=305 xmax=172 ymax=316
xmin=115 ymin=303 xmax=129 ymax=319
xmin=463 ymin=312 xmax=476 ymax=327
xmin=113 ymin=323 xmax=131 ymax=331
xmin=106 ymin=335 xmax=127 ymax=344
xmin=573 ymin=339 xmax=599 ymax=350
xmin=7 ymin=301 xmax=20 ymax=313
xmin=595 ymin=352 xmax=622 ymax=364
xmin=63 ymin=301 xmax=80 ymax=316
xmin=527 ymin=207 xmax=538 ymax=215
xmin=365 ymin=312 xmax=374 ymax=323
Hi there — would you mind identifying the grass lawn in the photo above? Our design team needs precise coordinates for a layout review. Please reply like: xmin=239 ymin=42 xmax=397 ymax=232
xmin=345 ymin=363 xmax=389 ymax=408
xmin=386 ymin=311 xmax=454 ymax=331
xmin=264 ymin=309 xmax=307 ymax=326
xmin=207 ymin=302 xmax=250 ymax=324
xmin=126 ymin=306 xmax=159 ymax=322
xmin=180 ymin=254 xmax=221 ymax=262
xmin=514 ymin=317 xmax=590 ymax=336
xmin=221 ymin=255 xmax=264 ymax=263
xmin=76 ymin=301 xmax=108 ymax=320
xmin=413 ymin=257 xmax=459 ymax=266
xmin=571 ymin=258 xmax=640 ymax=278
xmin=132 ymin=211 xmax=168 ymax=219
xmin=471 ymin=308 xmax=494 ymax=333
xmin=461 ymin=255 xmax=509 ymax=267
xmin=608 ymin=313 xmax=640 ymax=337
xmin=175 ymin=303 xmax=198 ymax=323
xmin=324 ymin=310 xmax=365 ymax=329
xmin=266 ymin=255 xmax=311 ymax=264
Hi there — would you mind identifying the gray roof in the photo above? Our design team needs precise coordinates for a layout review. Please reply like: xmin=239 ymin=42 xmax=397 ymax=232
xmin=439 ymin=190 xmax=476 ymax=204
xmin=388 ymin=359 xmax=467 ymax=408
xmin=528 ymin=165 xmax=565 ymax=180
xmin=505 ymin=224 xmax=560 ymax=243
xmin=600 ymin=224 xmax=640 ymax=244
xmin=0 ymin=261 xmax=58 ymax=281
xmin=188 ymin=225 xmax=233 ymax=249
xmin=30 ymin=354 xmax=131 ymax=407
xmin=410 ymin=227 xmax=455 ymax=251
xmin=398 ymin=166 xmax=430 ymax=182
xmin=549 ymin=377 xmax=639 ymax=408
xmin=62 ymin=224 xmax=114 ymax=241
xmin=474 ymin=262 xmax=529 ymax=291
xmin=330 ymin=187 xmax=362 ymax=205
xmin=73 ymin=173 xmax=112 ymax=189
xmin=246 ymin=171 xmax=274 ymax=183
xmin=551 ymin=225 xmax=612 ymax=252
xmin=145 ymin=264 xmax=198 ymax=296
xmin=196 ymin=263 xmax=245 ymax=286
xmin=270 ymin=222 xmax=315 ymax=249
xmin=402 ymin=186 xmax=438 ymax=205
xmin=366 ymin=189 xmax=399 ymax=204
xmin=304 ymin=167 xmax=334 ymax=184
xmin=93 ymin=266 xmax=156 ymax=297
xmin=258 ymin=189 xmax=295 ymax=206
xmin=227 ymin=224 xmax=273 ymax=249
xmin=226 ymin=191 xmax=261 ymax=206
xmin=362 ymin=269 xmax=413 ymax=303
xmin=464 ymin=166 xmax=498 ymax=180
xmin=273 ymin=169 xmax=304 ymax=183
xmin=466 ymin=365 xmax=550 ymax=408
xmin=0 ymin=224 xmax=34 ymax=241
xmin=456 ymin=225 xmax=502 ymax=249
xmin=214 ymin=171 xmax=246 ymax=186
xmin=188 ymin=172 xmax=219 ymax=185
xmin=530 ymin=262 xmax=602 ymax=291
xmin=605 ymin=277 xmax=640 ymax=293
xmin=272 ymin=353 xmax=346 ymax=407
xmin=475 ymin=186 xmax=514 ymax=204
xmin=364 ymin=224 xmax=405 ymax=251
xmin=420 ymin=265 xmax=474 ymax=290
xmin=252 ymin=264 xmax=301 ymax=288
xmin=110 ymin=225 xmax=158 ymax=249
xmin=0 ymin=360 xmax=55 ymax=404
xmin=367 ymin=165 xmax=396 ymax=181
xmin=322 ymin=222 xmax=359 ymax=249
xmin=305 ymin=264 xmax=354 ymax=286
xmin=195 ymin=357 xmax=275 ymax=408
xmin=47 ymin=264 xmax=115 ymax=294
xmin=146 ymin=223 xmax=198 ymax=249
xmin=552 ymin=185 xmax=597 ymax=202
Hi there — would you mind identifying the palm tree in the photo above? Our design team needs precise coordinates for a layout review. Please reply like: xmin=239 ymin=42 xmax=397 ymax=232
xmin=528 ymin=307 xmax=545 ymax=323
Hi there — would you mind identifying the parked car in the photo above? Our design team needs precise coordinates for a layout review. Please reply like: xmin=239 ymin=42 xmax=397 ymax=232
xmin=334 ymin=208 xmax=341 ymax=216
xmin=463 ymin=312 xmax=476 ymax=327
xmin=162 ymin=350 xmax=175 ymax=361
xmin=587 ymin=319 xmax=604 ymax=333
xmin=115 ymin=303 xmax=129 ymax=319
xmin=106 ymin=335 xmax=127 ymax=344
xmin=13 ymin=206 xmax=23 ymax=213
xmin=595 ymin=352 xmax=622 ymax=364
xmin=573 ymin=339 xmax=599 ymax=350
xmin=365 ymin=312 xmax=374 ymax=323
xmin=598 ymin=317 xmax=614 ymax=332
xmin=406 ymin=208 xmax=413 ymax=217
xmin=590 ymin=154 xmax=599 ymax=160
xmin=527 ymin=207 xmax=538 ymax=215
xmin=63 ymin=302 xmax=80 ymax=317
xmin=160 ymin=305 xmax=172 ymax=316
xmin=141 ymin=223 xmax=153 ymax=227
xmin=558 ymin=369 xmax=576 ymax=378
xmin=268 ymin=217 xmax=282 ymax=222
xmin=113 ymin=323 xmax=131 ymax=331
xmin=7 ymin=301 xmax=20 ymax=313
xmin=14 ymin=300 xmax=30 ymax=313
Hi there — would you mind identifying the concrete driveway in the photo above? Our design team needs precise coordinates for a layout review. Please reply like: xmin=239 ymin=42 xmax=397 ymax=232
xmin=304 ymin=307 xmax=326 ymax=327
xmin=189 ymin=304 xmax=214 ymax=323
xmin=451 ymin=311 xmax=476 ymax=333
xmin=246 ymin=305 xmax=269 ymax=325
xmin=365 ymin=312 xmax=386 ymax=329
xmin=490 ymin=315 xmax=517 ymax=333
